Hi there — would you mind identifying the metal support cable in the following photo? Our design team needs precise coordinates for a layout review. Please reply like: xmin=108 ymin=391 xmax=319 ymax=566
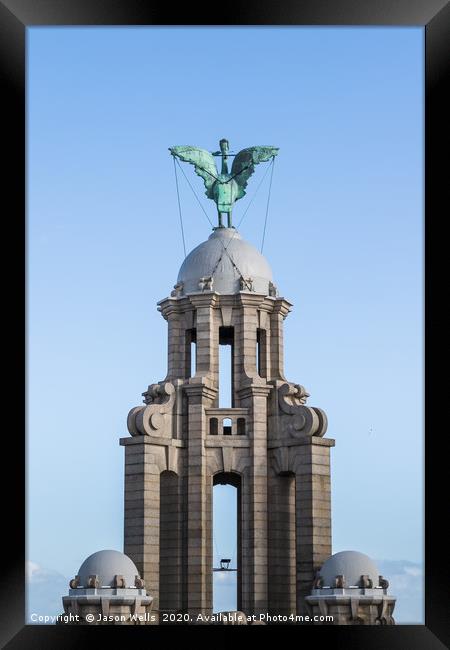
xmin=175 ymin=157 xmax=214 ymax=228
xmin=175 ymin=157 xmax=245 ymax=280
xmin=237 ymin=158 xmax=273 ymax=228
xmin=174 ymin=154 xmax=274 ymax=292
xmin=261 ymin=156 xmax=276 ymax=252
xmin=172 ymin=155 xmax=187 ymax=257
xmin=210 ymin=163 xmax=274 ymax=286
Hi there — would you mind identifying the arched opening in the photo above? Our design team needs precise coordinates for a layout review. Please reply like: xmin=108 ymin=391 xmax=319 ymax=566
xmin=256 ymin=328 xmax=267 ymax=378
xmin=219 ymin=327 xmax=234 ymax=407
xmin=222 ymin=417 xmax=232 ymax=435
xmin=209 ymin=418 xmax=218 ymax=435
xmin=185 ymin=328 xmax=196 ymax=378
xmin=159 ymin=471 xmax=181 ymax=614
xmin=212 ymin=472 xmax=241 ymax=613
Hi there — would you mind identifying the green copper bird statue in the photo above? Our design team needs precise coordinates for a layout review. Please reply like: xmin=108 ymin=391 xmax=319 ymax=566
xmin=169 ymin=139 xmax=279 ymax=228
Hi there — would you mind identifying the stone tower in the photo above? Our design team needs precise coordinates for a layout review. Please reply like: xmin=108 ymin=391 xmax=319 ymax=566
xmin=120 ymin=226 xmax=333 ymax=621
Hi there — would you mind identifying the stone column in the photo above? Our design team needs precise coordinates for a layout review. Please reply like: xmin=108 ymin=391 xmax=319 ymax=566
xmin=159 ymin=469 xmax=182 ymax=614
xmin=294 ymin=437 xmax=335 ymax=614
xmin=120 ymin=437 xmax=162 ymax=621
xmin=184 ymin=382 xmax=216 ymax=616
xmin=267 ymin=471 xmax=296 ymax=615
xmin=269 ymin=299 xmax=291 ymax=381
xmin=238 ymin=384 xmax=271 ymax=615
xmin=234 ymin=294 xmax=269 ymax=397
xmin=188 ymin=294 xmax=217 ymax=374
xmin=257 ymin=303 xmax=273 ymax=380
xmin=158 ymin=299 xmax=184 ymax=382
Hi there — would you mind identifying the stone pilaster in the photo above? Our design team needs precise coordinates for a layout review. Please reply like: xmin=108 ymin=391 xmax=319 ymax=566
xmin=235 ymin=294 xmax=263 ymax=382
xmin=267 ymin=472 xmax=296 ymax=615
xmin=269 ymin=299 xmax=291 ymax=381
xmin=293 ymin=437 xmax=334 ymax=614
xmin=158 ymin=298 xmax=184 ymax=382
xmin=237 ymin=383 xmax=271 ymax=615
xmin=120 ymin=437 xmax=162 ymax=620
xmin=184 ymin=381 xmax=216 ymax=616
xmin=159 ymin=469 xmax=182 ymax=613
xmin=188 ymin=294 xmax=219 ymax=386
xmin=257 ymin=302 xmax=273 ymax=379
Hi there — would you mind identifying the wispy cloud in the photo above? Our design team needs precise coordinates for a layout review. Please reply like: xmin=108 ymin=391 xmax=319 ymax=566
xmin=26 ymin=561 xmax=69 ymax=624
xmin=377 ymin=559 xmax=424 ymax=624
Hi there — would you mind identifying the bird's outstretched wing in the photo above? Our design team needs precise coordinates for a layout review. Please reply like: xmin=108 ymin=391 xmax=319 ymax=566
xmin=231 ymin=146 xmax=279 ymax=199
xmin=169 ymin=146 xmax=218 ymax=199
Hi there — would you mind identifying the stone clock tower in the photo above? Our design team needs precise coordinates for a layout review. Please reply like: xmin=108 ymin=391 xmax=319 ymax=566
xmin=120 ymin=225 xmax=333 ymax=620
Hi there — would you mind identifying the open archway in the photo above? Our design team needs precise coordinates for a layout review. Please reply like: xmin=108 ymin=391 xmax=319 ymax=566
xmin=212 ymin=472 xmax=241 ymax=612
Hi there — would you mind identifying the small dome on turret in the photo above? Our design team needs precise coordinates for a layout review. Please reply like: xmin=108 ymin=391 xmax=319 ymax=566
xmin=318 ymin=551 xmax=380 ymax=588
xmin=76 ymin=550 xmax=141 ymax=588
xmin=176 ymin=228 xmax=274 ymax=296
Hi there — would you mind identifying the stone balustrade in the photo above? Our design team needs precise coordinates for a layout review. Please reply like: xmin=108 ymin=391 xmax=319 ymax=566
xmin=205 ymin=408 xmax=249 ymax=436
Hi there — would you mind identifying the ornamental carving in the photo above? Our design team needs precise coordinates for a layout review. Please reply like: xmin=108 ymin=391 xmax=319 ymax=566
xmin=127 ymin=381 xmax=176 ymax=437
xmin=199 ymin=276 xmax=213 ymax=291
xmin=312 ymin=573 xmax=324 ymax=589
xmin=69 ymin=576 xmax=79 ymax=589
xmin=360 ymin=574 xmax=373 ymax=588
xmin=87 ymin=575 xmax=99 ymax=588
xmin=171 ymin=282 xmax=184 ymax=297
xmin=278 ymin=382 xmax=327 ymax=437
xmin=113 ymin=574 xmax=125 ymax=588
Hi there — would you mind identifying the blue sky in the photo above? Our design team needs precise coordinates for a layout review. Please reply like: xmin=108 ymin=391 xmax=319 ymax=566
xmin=27 ymin=26 xmax=423 ymax=620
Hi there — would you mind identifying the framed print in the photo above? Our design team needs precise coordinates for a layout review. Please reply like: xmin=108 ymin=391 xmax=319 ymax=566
xmin=2 ymin=0 xmax=448 ymax=646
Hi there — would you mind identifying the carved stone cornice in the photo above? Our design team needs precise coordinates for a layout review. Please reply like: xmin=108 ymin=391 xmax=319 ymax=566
xmin=183 ymin=379 xmax=217 ymax=401
xmin=205 ymin=407 xmax=249 ymax=416
xmin=215 ymin=294 xmax=238 ymax=308
xmin=204 ymin=438 xmax=251 ymax=448
xmin=268 ymin=437 xmax=335 ymax=449
xmin=272 ymin=298 xmax=293 ymax=318
xmin=119 ymin=436 xmax=185 ymax=448
xmin=237 ymin=292 xmax=268 ymax=310
xmin=157 ymin=297 xmax=182 ymax=320
xmin=187 ymin=292 xmax=219 ymax=309
xmin=258 ymin=295 xmax=278 ymax=313
xmin=236 ymin=383 xmax=272 ymax=400
xmin=157 ymin=292 xmax=291 ymax=319
xmin=157 ymin=294 xmax=199 ymax=318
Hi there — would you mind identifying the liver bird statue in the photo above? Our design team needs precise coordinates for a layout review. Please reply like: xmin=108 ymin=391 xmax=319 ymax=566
xmin=169 ymin=139 xmax=279 ymax=228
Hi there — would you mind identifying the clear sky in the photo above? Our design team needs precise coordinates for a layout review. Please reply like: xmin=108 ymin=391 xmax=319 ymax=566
xmin=27 ymin=26 xmax=423 ymax=618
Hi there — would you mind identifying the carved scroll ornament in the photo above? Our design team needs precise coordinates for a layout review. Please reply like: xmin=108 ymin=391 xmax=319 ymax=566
xmin=278 ymin=382 xmax=327 ymax=437
xmin=127 ymin=381 xmax=175 ymax=437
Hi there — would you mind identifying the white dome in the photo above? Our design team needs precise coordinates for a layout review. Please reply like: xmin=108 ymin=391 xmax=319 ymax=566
xmin=319 ymin=551 xmax=379 ymax=588
xmin=177 ymin=228 xmax=273 ymax=295
xmin=77 ymin=550 xmax=140 ymax=588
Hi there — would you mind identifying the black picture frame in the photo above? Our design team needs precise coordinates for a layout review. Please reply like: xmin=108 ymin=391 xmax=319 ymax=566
xmin=2 ymin=0 xmax=448 ymax=646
